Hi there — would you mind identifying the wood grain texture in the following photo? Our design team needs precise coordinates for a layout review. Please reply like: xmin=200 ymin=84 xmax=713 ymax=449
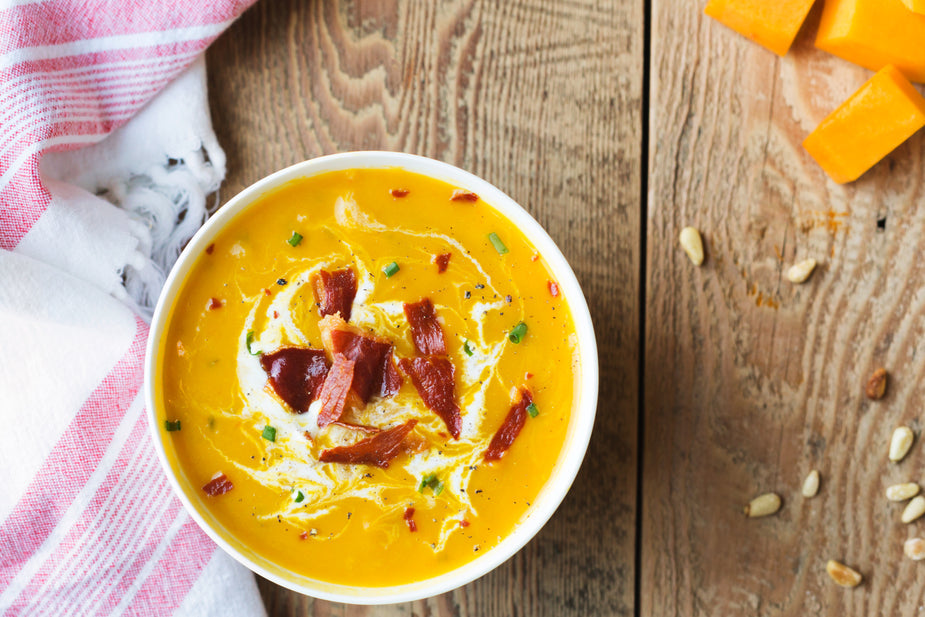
xmin=206 ymin=0 xmax=642 ymax=615
xmin=644 ymin=1 xmax=925 ymax=616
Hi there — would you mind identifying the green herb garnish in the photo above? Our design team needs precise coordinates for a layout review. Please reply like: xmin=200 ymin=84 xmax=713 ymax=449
xmin=246 ymin=330 xmax=260 ymax=356
xmin=294 ymin=490 xmax=304 ymax=503
xmin=418 ymin=473 xmax=437 ymax=493
xmin=262 ymin=425 xmax=277 ymax=442
xmin=383 ymin=261 xmax=400 ymax=278
xmin=463 ymin=340 xmax=474 ymax=356
xmin=418 ymin=473 xmax=444 ymax=495
xmin=526 ymin=402 xmax=539 ymax=418
xmin=288 ymin=231 xmax=303 ymax=247
xmin=508 ymin=321 xmax=527 ymax=344
xmin=164 ymin=420 xmax=181 ymax=432
xmin=488 ymin=232 xmax=509 ymax=255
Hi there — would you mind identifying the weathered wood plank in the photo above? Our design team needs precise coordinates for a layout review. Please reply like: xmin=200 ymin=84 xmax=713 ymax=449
xmin=645 ymin=2 xmax=925 ymax=615
xmin=207 ymin=0 xmax=643 ymax=614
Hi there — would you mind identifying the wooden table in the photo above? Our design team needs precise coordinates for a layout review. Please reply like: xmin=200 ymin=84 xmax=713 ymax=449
xmin=206 ymin=1 xmax=925 ymax=614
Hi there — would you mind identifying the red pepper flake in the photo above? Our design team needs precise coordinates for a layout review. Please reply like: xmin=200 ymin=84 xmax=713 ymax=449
xmin=459 ymin=519 xmax=470 ymax=528
xmin=433 ymin=252 xmax=451 ymax=274
xmin=202 ymin=472 xmax=234 ymax=496
xmin=316 ymin=353 xmax=356 ymax=427
xmin=263 ymin=288 xmax=272 ymax=296
xmin=531 ymin=253 xmax=539 ymax=262
xmin=525 ymin=372 xmax=533 ymax=380
xmin=450 ymin=189 xmax=479 ymax=202
xmin=390 ymin=188 xmax=410 ymax=198
xmin=260 ymin=348 xmax=330 ymax=413
xmin=205 ymin=243 xmax=215 ymax=255
xmin=273 ymin=310 xmax=279 ymax=319
xmin=547 ymin=280 xmax=560 ymax=297
xmin=320 ymin=420 xmax=418 ymax=468
xmin=311 ymin=268 xmax=358 ymax=322
xmin=404 ymin=298 xmax=447 ymax=356
xmin=299 ymin=531 xmax=309 ymax=540
xmin=484 ymin=388 xmax=533 ymax=461
xmin=403 ymin=507 xmax=418 ymax=532
xmin=207 ymin=297 xmax=223 ymax=310
xmin=399 ymin=357 xmax=461 ymax=439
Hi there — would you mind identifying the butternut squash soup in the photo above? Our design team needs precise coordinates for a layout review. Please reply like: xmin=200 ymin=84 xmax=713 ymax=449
xmin=154 ymin=166 xmax=582 ymax=589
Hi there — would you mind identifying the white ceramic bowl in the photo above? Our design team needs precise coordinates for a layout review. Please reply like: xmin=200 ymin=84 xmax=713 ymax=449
xmin=145 ymin=151 xmax=599 ymax=604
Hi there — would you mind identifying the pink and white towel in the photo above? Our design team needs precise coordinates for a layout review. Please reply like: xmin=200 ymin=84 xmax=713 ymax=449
xmin=0 ymin=1 xmax=268 ymax=615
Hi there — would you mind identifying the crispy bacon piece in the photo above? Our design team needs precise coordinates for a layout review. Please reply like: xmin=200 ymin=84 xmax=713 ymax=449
xmin=404 ymin=507 xmax=417 ymax=532
xmin=330 ymin=330 xmax=401 ymax=403
xmin=319 ymin=420 xmax=418 ymax=468
xmin=450 ymin=189 xmax=479 ymax=202
xmin=381 ymin=351 xmax=403 ymax=397
xmin=202 ymin=473 xmax=234 ymax=496
xmin=548 ymin=280 xmax=560 ymax=297
xmin=399 ymin=357 xmax=461 ymax=439
xmin=459 ymin=519 xmax=470 ymax=528
xmin=404 ymin=298 xmax=447 ymax=356
xmin=311 ymin=268 xmax=358 ymax=322
xmin=390 ymin=188 xmax=410 ymax=198
xmin=260 ymin=348 xmax=330 ymax=413
xmin=484 ymin=388 xmax=533 ymax=461
xmin=317 ymin=353 xmax=356 ymax=427
xmin=433 ymin=252 xmax=451 ymax=274
xmin=320 ymin=315 xmax=403 ymax=402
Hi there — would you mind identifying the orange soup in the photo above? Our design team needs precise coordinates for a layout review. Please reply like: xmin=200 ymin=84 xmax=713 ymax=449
xmin=155 ymin=168 xmax=580 ymax=587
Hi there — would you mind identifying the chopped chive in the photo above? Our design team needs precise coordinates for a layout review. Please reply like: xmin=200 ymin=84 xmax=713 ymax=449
xmin=463 ymin=340 xmax=474 ymax=356
xmin=287 ymin=231 xmax=303 ymax=247
xmin=164 ymin=420 xmax=181 ymax=432
xmin=383 ymin=261 xmax=400 ymax=278
xmin=488 ymin=232 xmax=509 ymax=255
xmin=433 ymin=480 xmax=445 ymax=496
xmin=508 ymin=321 xmax=528 ymax=344
xmin=526 ymin=402 xmax=539 ymax=418
xmin=246 ymin=330 xmax=261 ymax=356
xmin=262 ymin=425 xmax=277 ymax=442
xmin=418 ymin=473 xmax=436 ymax=493
xmin=294 ymin=490 xmax=305 ymax=503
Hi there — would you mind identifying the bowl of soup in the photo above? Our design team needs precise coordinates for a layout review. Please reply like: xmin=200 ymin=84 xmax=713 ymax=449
xmin=145 ymin=151 xmax=598 ymax=603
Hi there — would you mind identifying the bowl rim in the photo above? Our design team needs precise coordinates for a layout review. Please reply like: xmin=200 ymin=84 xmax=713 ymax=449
xmin=144 ymin=151 xmax=599 ymax=604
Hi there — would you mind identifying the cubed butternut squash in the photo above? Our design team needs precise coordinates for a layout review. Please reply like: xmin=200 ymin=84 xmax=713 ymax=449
xmin=704 ymin=0 xmax=816 ymax=56
xmin=900 ymin=0 xmax=925 ymax=14
xmin=816 ymin=0 xmax=925 ymax=83
xmin=803 ymin=65 xmax=925 ymax=183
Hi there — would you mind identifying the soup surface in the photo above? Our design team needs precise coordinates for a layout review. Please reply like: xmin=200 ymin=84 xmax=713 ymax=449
xmin=157 ymin=167 xmax=580 ymax=587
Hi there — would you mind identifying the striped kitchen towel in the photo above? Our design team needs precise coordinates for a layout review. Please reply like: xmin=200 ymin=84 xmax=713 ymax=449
xmin=0 ymin=1 xmax=266 ymax=615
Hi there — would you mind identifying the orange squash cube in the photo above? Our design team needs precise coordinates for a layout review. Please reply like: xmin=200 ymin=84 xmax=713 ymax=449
xmin=803 ymin=65 xmax=925 ymax=183
xmin=816 ymin=0 xmax=925 ymax=83
xmin=900 ymin=0 xmax=925 ymax=13
xmin=704 ymin=0 xmax=816 ymax=56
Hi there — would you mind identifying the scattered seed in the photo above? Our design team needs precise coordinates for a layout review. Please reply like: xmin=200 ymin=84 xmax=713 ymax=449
xmin=902 ymin=496 xmax=925 ymax=524
xmin=905 ymin=538 xmax=925 ymax=561
xmin=866 ymin=367 xmax=888 ymax=400
xmin=679 ymin=227 xmax=704 ymax=266
xmin=802 ymin=470 xmax=820 ymax=498
xmin=826 ymin=560 xmax=862 ymax=588
xmin=786 ymin=258 xmax=817 ymax=284
xmin=745 ymin=493 xmax=781 ymax=518
xmin=886 ymin=482 xmax=920 ymax=502
xmin=890 ymin=427 xmax=914 ymax=462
